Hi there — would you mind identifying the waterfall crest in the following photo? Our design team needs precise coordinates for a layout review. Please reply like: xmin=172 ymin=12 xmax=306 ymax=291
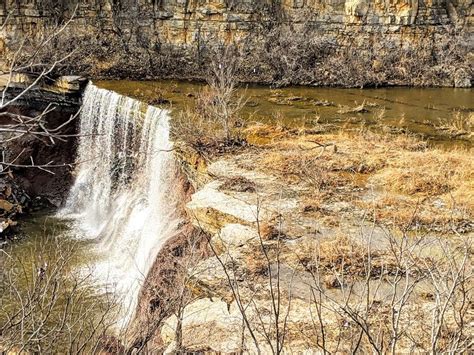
xmin=61 ymin=83 xmax=180 ymax=325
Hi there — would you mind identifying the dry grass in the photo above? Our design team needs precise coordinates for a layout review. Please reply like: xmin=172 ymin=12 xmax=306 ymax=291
xmin=253 ymin=127 xmax=421 ymax=194
xmin=358 ymin=193 xmax=472 ymax=231
xmin=218 ymin=176 xmax=256 ymax=193
xmin=368 ymin=148 xmax=474 ymax=227
xmin=435 ymin=111 xmax=473 ymax=138
xmin=244 ymin=247 xmax=269 ymax=277
xmin=298 ymin=234 xmax=369 ymax=276
xmin=260 ymin=150 xmax=356 ymax=192
xmin=258 ymin=222 xmax=288 ymax=241
xmin=172 ymin=106 xmax=221 ymax=144
xmin=176 ymin=120 xmax=472 ymax=353
xmin=371 ymin=150 xmax=473 ymax=196
xmin=244 ymin=123 xmax=294 ymax=145
xmin=317 ymin=234 xmax=368 ymax=274
xmin=242 ymin=123 xmax=473 ymax=230
xmin=172 ymin=106 xmax=247 ymax=158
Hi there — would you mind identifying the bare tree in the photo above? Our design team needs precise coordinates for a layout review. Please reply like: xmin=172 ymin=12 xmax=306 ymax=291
xmin=0 ymin=232 xmax=121 ymax=353
xmin=0 ymin=5 xmax=79 ymax=174
xmin=199 ymin=46 xmax=247 ymax=143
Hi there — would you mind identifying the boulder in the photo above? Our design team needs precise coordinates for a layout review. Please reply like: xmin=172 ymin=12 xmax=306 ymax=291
xmin=161 ymin=297 xmax=323 ymax=353
xmin=161 ymin=298 xmax=242 ymax=353
xmin=0 ymin=199 xmax=14 ymax=213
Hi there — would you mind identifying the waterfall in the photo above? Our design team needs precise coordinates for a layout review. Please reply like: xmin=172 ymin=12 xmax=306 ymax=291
xmin=61 ymin=83 xmax=180 ymax=326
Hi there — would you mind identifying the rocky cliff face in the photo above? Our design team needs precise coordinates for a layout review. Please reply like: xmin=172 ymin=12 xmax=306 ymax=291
xmin=146 ymin=123 xmax=474 ymax=352
xmin=0 ymin=0 xmax=472 ymax=86
xmin=0 ymin=75 xmax=83 ymax=238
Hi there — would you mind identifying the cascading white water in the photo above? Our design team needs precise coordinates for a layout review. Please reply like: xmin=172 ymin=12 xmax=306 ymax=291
xmin=61 ymin=83 xmax=180 ymax=325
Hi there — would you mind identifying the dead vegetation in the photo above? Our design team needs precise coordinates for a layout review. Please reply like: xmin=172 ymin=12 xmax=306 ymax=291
xmin=219 ymin=176 xmax=256 ymax=193
xmin=172 ymin=48 xmax=249 ymax=157
xmin=4 ymin=3 xmax=471 ymax=88
xmin=300 ymin=227 xmax=472 ymax=353
xmin=371 ymin=149 xmax=472 ymax=196
xmin=199 ymin=202 xmax=473 ymax=353
xmin=238 ymin=22 xmax=471 ymax=88
xmin=435 ymin=110 xmax=473 ymax=139
xmin=197 ymin=48 xmax=247 ymax=143
xmin=301 ymin=234 xmax=369 ymax=276
xmin=241 ymin=123 xmax=473 ymax=231
xmin=0 ymin=234 xmax=121 ymax=353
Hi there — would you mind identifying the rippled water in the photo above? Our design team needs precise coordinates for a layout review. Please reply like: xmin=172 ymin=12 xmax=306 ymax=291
xmin=97 ymin=80 xmax=473 ymax=147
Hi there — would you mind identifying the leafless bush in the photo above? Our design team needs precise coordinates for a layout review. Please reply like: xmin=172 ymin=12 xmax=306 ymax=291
xmin=0 ymin=6 xmax=80 ymax=174
xmin=240 ymin=21 xmax=471 ymax=87
xmin=172 ymin=47 xmax=248 ymax=155
xmin=201 ymin=47 xmax=247 ymax=142
xmin=0 ymin=233 xmax=121 ymax=353
xmin=302 ymin=220 xmax=473 ymax=353
xmin=4 ymin=3 xmax=470 ymax=86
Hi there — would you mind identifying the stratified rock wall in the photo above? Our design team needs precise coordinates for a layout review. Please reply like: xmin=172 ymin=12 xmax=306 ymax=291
xmin=0 ymin=0 xmax=472 ymax=86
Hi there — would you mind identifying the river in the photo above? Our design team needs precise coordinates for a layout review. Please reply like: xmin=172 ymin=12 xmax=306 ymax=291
xmin=1 ymin=81 xmax=472 ymax=352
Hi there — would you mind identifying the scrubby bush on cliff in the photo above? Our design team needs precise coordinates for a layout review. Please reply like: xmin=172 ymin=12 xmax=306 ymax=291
xmin=238 ymin=21 xmax=472 ymax=87
xmin=200 ymin=47 xmax=247 ymax=142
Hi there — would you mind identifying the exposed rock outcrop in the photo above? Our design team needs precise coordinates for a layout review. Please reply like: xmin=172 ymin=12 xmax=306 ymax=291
xmin=0 ymin=0 xmax=472 ymax=86
xmin=0 ymin=74 xmax=84 ymax=238
xmin=157 ymin=123 xmax=473 ymax=352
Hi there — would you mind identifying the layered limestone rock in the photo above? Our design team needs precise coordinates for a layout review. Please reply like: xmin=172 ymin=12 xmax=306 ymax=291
xmin=163 ymin=148 xmax=340 ymax=352
xmin=0 ymin=0 xmax=472 ymax=86
xmin=0 ymin=73 xmax=86 ymax=107
xmin=163 ymin=122 xmax=474 ymax=352
xmin=0 ymin=0 xmax=466 ymax=47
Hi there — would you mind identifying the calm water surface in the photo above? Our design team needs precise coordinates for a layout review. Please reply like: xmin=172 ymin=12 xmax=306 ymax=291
xmin=97 ymin=80 xmax=473 ymax=146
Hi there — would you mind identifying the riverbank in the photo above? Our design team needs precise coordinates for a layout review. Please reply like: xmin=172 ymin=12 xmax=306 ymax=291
xmin=158 ymin=121 xmax=473 ymax=352
xmin=1 ymin=1 xmax=472 ymax=88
